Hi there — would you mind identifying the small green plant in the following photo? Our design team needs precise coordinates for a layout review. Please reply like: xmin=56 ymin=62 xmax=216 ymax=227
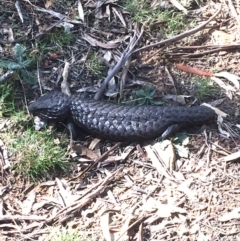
xmin=86 ymin=52 xmax=104 ymax=78
xmin=124 ymin=85 xmax=163 ymax=105
xmin=49 ymin=228 xmax=86 ymax=241
xmin=10 ymin=128 xmax=70 ymax=181
xmin=0 ymin=44 xmax=36 ymax=83
xmin=195 ymin=77 xmax=219 ymax=100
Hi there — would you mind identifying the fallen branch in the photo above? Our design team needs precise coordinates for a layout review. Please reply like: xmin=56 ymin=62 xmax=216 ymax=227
xmin=165 ymin=44 xmax=240 ymax=58
xmin=94 ymin=7 xmax=221 ymax=99
xmin=132 ymin=6 xmax=221 ymax=54
xmin=94 ymin=28 xmax=143 ymax=100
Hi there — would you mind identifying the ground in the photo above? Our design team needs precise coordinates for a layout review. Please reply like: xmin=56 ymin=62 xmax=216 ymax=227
xmin=1 ymin=0 xmax=240 ymax=240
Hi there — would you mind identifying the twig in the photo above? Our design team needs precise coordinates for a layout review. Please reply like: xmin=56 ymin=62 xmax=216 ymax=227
xmin=94 ymin=7 xmax=220 ymax=99
xmin=94 ymin=28 xmax=144 ymax=100
xmin=61 ymin=61 xmax=71 ymax=96
xmin=36 ymin=61 xmax=43 ymax=95
xmin=46 ymin=166 xmax=124 ymax=224
xmin=165 ymin=45 xmax=240 ymax=58
xmin=120 ymin=57 xmax=131 ymax=100
xmin=0 ymin=215 xmax=47 ymax=221
xmin=115 ymin=215 xmax=150 ymax=241
xmin=70 ymin=142 xmax=121 ymax=181
xmin=171 ymin=43 xmax=240 ymax=50
xmin=0 ymin=70 xmax=14 ymax=85
xmin=228 ymin=0 xmax=240 ymax=30
xmin=131 ymin=7 xmax=221 ymax=54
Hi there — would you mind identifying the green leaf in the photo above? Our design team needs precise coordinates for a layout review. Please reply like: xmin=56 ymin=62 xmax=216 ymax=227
xmin=7 ymin=62 xmax=22 ymax=70
xmin=0 ymin=60 xmax=18 ymax=69
xmin=21 ymin=59 xmax=32 ymax=68
xmin=14 ymin=43 xmax=26 ymax=64
xmin=20 ymin=69 xmax=36 ymax=84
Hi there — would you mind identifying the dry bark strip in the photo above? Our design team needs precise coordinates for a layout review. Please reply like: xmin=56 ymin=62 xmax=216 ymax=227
xmin=46 ymin=166 xmax=124 ymax=224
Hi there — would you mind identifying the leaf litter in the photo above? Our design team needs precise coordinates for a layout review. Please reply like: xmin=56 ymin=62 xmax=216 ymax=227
xmin=2 ymin=0 xmax=240 ymax=241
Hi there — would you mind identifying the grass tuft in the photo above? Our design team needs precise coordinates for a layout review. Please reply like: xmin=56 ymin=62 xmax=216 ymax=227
xmin=120 ymin=0 xmax=191 ymax=36
xmin=194 ymin=77 xmax=219 ymax=100
xmin=86 ymin=52 xmax=105 ymax=78
xmin=0 ymin=83 xmax=16 ymax=117
xmin=49 ymin=227 xmax=87 ymax=241
xmin=10 ymin=128 xmax=70 ymax=181
xmin=0 ymin=83 xmax=71 ymax=181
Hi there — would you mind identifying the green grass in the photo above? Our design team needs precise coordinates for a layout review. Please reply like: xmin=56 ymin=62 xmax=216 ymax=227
xmin=0 ymin=83 xmax=16 ymax=117
xmin=86 ymin=52 xmax=105 ymax=78
xmin=35 ymin=28 xmax=76 ymax=60
xmin=194 ymin=77 xmax=219 ymax=100
xmin=43 ymin=28 xmax=76 ymax=47
xmin=49 ymin=228 xmax=88 ymax=241
xmin=119 ymin=0 xmax=194 ymax=37
xmin=0 ymin=83 xmax=71 ymax=181
xmin=10 ymin=128 xmax=70 ymax=181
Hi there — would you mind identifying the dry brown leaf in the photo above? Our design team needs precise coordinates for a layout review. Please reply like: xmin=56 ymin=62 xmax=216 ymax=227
xmin=89 ymin=138 xmax=101 ymax=150
xmin=153 ymin=141 xmax=176 ymax=171
xmin=177 ymin=178 xmax=197 ymax=201
xmin=78 ymin=0 xmax=84 ymax=22
xmin=219 ymin=151 xmax=240 ymax=162
xmin=45 ymin=0 xmax=55 ymax=8
xmin=21 ymin=191 xmax=36 ymax=215
xmin=100 ymin=212 xmax=112 ymax=241
xmin=175 ymin=63 xmax=213 ymax=76
xmin=164 ymin=94 xmax=192 ymax=105
xmin=71 ymin=143 xmax=99 ymax=160
xmin=112 ymin=7 xmax=126 ymax=27
xmin=211 ymin=30 xmax=236 ymax=44
xmin=15 ymin=1 xmax=24 ymax=23
xmin=211 ymin=76 xmax=235 ymax=99
xmin=103 ymin=51 xmax=112 ymax=62
xmin=145 ymin=142 xmax=176 ymax=181
xmin=82 ymin=33 xmax=119 ymax=49
xmin=2 ymin=27 xmax=14 ymax=42
xmin=214 ymin=71 xmax=240 ymax=89
xmin=56 ymin=178 xmax=74 ymax=206
xmin=217 ymin=115 xmax=230 ymax=138
xmin=169 ymin=0 xmax=188 ymax=14
xmin=117 ymin=215 xmax=132 ymax=241
xmin=219 ymin=207 xmax=240 ymax=221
